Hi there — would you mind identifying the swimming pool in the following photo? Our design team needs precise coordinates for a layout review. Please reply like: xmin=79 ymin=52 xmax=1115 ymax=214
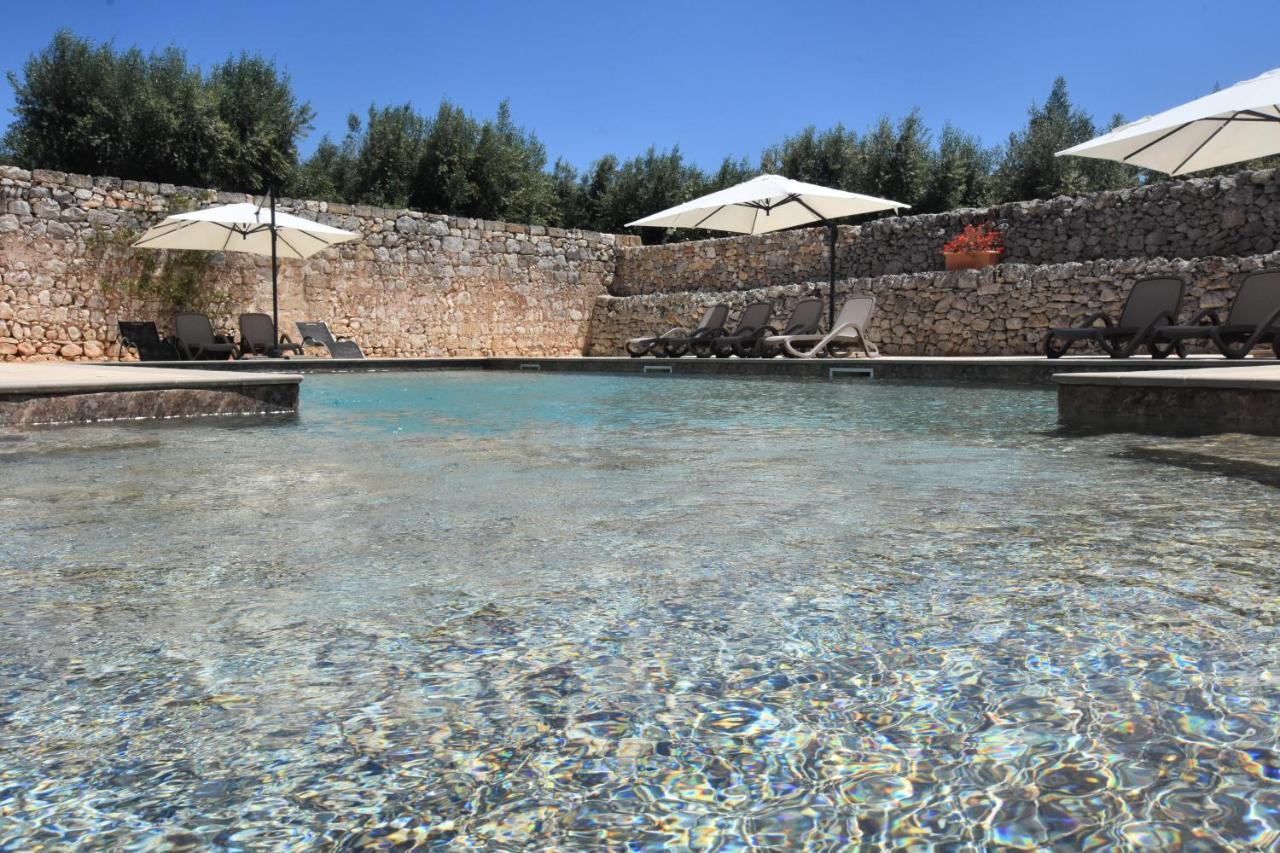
xmin=2 ymin=371 xmax=1278 ymax=847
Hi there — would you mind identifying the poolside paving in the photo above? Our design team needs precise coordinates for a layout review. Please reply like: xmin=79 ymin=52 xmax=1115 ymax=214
xmin=102 ymin=353 xmax=1280 ymax=386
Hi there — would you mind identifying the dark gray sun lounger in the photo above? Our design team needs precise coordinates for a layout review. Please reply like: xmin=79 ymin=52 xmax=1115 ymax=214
xmin=757 ymin=297 xmax=825 ymax=357
xmin=239 ymin=313 xmax=303 ymax=358
xmin=173 ymin=313 xmax=237 ymax=361
xmin=1152 ymin=268 xmax=1280 ymax=359
xmin=1043 ymin=276 xmax=1185 ymax=359
xmin=625 ymin=303 xmax=729 ymax=357
xmin=117 ymin=321 xmax=179 ymax=362
xmin=707 ymin=301 xmax=774 ymax=357
xmin=296 ymin=321 xmax=365 ymax=358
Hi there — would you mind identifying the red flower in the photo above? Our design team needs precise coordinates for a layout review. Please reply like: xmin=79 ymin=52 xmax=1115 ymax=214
xmin=942 ymin=223 xmax=1005 ymax=254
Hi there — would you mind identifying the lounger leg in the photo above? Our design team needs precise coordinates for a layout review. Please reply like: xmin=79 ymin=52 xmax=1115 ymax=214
xmin=1042 ymin=333 xmax=1072 ymax=359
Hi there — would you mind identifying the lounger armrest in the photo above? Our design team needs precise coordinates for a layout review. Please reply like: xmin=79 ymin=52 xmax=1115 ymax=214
xmin=828 ymin=321 xmax=864 ymax=337
xmin=215 ymin=332 xmax=236 ymax=345
xmin=1185 ymin=308 xmax=1221 ymax=326
xmin=658 ymin=327 xmax=691 ymax=340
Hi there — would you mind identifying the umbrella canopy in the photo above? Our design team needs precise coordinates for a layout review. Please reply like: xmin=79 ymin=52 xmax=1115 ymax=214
xmin=133 ymin=196 xmax=358 ymax=350
xmin=133 ymin=201 xmax=357 ymax=257
xmin=626 ymin=174 xmax=907 ymax=328
xmin=626 ymin=173 xmax=906 ymax=233
xmin=1056 ymin=68 xmax=1280 ymax=176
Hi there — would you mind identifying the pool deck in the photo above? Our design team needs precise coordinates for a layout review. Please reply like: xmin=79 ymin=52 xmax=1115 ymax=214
xmin=3 ymin=355 xmax=1279 ymax=432
xmin=0 ymin=363 xmax=302 ymax=426
xmin=1056 ymin=364 xmax=1280 ymax=435
xmin=100 ymin=352 xmax=1280 ymax=385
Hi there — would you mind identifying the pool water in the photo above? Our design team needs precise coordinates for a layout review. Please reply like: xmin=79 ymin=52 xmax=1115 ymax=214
xmin=1 ymin=371 xmax=1278 ymax=848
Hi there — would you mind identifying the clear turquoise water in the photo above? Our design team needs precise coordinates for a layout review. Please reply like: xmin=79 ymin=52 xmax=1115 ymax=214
xmin=1 ymin=371 xmax=1278 ymax=848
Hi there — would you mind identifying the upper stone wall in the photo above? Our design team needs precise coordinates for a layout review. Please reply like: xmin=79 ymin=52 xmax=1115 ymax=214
xmin=588 ymin=253 xmax=1280 ymax=357
xmin=0 ymin=166 xmax=639 ymax=361
xmin=611 ymin=168 xmax=1280 ymax=296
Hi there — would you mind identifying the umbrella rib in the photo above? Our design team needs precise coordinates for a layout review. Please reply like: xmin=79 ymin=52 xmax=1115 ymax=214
xmin=131 ymin=219 xmax=192 ymax=247
xmin=276 ymin=231 xmax=305 ymax=258
xmin=692 ymin=206 xmax=725 ymax=229
xmin=1122 ymin=121 xmax=1195 ymax=162
xmin=1237 ymin=109 xmax=1280 ymax=122
xmin=1171 ymin=111 xmax=1237 ymax=175
xmin=792 ymin=197 xmax=830 ymax=224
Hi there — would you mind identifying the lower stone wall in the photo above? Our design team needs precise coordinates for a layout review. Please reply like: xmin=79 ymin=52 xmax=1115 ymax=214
xmin=586 ymin=253 xmax=1280 ymax=356
xmin=0 ymin=166 xmax=632 ymax=362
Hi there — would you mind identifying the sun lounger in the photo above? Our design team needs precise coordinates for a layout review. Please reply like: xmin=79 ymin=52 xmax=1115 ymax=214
xmin=172 ymin=313 xmax=237 ymax=361
xmin=765 ymin=296 xmax=877 ymax=358
xmin=1151 ymin=269 xmax=1280 ymax=359
xmin=238 ymin=313 xmax=303 ymax=358
xmin=117 ymin=321 xmax=180 ymax=362
xmin=295 ymin=321 xmax=365 ymax=358
xmin=625 ymin=303 xmax=729 ymax=358
xmin=705 ymin=301 xmax=774 ymax=357
xmin=756 ymin=297 xmax=825 ymax=357
xmin=1043 ymin=276 xmax=1185 ymax=359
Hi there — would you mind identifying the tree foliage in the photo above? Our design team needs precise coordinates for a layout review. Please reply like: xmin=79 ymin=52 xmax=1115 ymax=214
xmin=994 ymin=77 xmax=1136 ymax=201
xmin=10 ymin=31 xmax=1280 ymax=239
xmin=3 ymin=30 xmax=312 ymax=192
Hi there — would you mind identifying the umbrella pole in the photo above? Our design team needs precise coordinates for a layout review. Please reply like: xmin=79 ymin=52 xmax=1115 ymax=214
xmin=270 ymin=189 xmax=280 ymax=349
xmin=827 ymin=222 xmax=837 ymax=329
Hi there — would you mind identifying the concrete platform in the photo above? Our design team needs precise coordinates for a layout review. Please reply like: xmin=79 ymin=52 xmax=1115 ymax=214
xmin=1056 ymin=365 xmax=1280 ymax=435
xmin=0 ymin=364 xmax=302 ymax=426
xmin=104 ymin=353 xmax=1280 ymax=386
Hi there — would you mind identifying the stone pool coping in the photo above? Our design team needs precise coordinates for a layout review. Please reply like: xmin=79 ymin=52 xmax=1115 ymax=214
xmin=100 ymin=353 xmax=1280 ymax=387
xmin=0 ymin=364 xmax=302 ymax=426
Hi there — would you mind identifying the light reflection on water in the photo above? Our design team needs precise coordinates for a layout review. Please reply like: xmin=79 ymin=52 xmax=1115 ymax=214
xmin=1 ymin=371 xmax=1279 ymax=848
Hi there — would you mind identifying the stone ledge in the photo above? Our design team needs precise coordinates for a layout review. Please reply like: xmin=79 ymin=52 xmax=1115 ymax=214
xmin=0 ymin=384 xmax=299 ymax=426
xmin=1055 ymin=364 xmax=1280 ymax=391
xmin=1057 ymin=381 xmax=1280 ymax=436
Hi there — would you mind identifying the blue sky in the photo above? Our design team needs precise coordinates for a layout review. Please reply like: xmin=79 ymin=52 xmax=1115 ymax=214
xmin=2 ymin=0 xmax=1278 ymax=171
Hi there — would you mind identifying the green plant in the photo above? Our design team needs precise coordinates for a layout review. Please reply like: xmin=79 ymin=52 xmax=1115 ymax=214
xmin=92 ymin=224 xmax=231 ymax=317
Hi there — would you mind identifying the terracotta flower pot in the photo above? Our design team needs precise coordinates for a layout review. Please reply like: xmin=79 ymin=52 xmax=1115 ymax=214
xmin=944 ymin=251 xmax=1001 ymax=271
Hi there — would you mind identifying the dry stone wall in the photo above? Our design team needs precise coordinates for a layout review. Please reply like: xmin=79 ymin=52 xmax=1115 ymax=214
xmin=611 ymin=168 xmax=1280 ymax=296
xmin=587 ymin=253 xmax=1280 ymax=357
xmin=4 ymin=162 xmax=1279 ymax=363
xmin=0 ymin=166 xmax=636 ymax=361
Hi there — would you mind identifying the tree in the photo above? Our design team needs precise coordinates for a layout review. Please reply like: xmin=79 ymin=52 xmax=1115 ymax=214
xmin=761 ymin=124 xmax=861 ymax=190
xmin=920 ymin=124 xmax=997 ymax=212
xmin=410 ymin=101 xmax=480 ymax=214
xmin=208 ymin=53 xmax=314 ymax=192
xmin=995 ymin=77 xmax=1137 ymax=201
xmin=467 ymin=100 xmax=555 ymax=223
xmin=3 ymin=30 xmax=311 ymax=192
xmin=596 ymin=146 xmax=704 ymax=243
xmin=347 ymin=104 xmax=427 ymax=207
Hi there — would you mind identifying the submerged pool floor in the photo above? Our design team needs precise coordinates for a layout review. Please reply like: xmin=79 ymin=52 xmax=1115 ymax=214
xmin=1 ymin=372 xmax=1278 ymax=848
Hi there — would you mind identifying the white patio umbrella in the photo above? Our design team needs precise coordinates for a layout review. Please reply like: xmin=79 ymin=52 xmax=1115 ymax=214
xmin=1056 ymin=67 xmax=1280 ymax=176
xmin=132 ymin=193 xmax=359 ymax=348
xmin=626 ymin=174 xmax=907 ymax=327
